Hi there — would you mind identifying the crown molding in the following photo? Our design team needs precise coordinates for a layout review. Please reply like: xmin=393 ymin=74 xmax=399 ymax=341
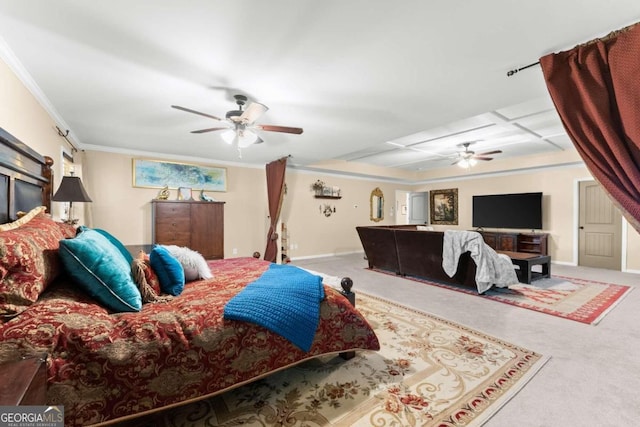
xmin=0 ymin=35 xmax=82 ymax=148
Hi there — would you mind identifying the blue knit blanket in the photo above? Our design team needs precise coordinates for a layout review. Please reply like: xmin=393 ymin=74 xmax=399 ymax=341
xmin=223 ymin=264 xmax=325 ymax=352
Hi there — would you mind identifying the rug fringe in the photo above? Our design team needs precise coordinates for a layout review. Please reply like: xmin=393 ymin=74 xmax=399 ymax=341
xmin=591 ymin=286 xmax=634 ymax=325
xmin=471 ymin=355 xmax=552 ymax=426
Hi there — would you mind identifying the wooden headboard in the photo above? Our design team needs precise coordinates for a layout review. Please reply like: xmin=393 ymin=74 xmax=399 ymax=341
xmin=0 ymin=128 xmax=53 ymax=224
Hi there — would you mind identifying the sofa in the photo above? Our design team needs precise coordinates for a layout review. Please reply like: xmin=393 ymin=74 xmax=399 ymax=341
xmin=356 ymin=225 xmax=477 ymax=288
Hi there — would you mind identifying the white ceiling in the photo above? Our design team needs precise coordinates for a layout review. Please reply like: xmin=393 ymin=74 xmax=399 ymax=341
xmin=0 ymin=1 xmax=639 ymax=174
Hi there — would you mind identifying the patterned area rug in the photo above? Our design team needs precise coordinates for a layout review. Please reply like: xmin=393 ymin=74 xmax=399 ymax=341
xmin=371 ymin=268 xmax=632 ymax=325
xmin=129 ymin=292 xmax=547 ymax=426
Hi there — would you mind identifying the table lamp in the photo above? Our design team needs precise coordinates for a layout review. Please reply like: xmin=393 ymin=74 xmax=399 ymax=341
xmin=52 ymin=172 xmax=92 ymax=224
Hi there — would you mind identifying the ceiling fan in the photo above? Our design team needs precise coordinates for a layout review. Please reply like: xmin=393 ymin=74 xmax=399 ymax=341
xmin=452 ymin=142 xmax=502 ymax=168
xmin=172 ymin=94 xmax=303 ymax=153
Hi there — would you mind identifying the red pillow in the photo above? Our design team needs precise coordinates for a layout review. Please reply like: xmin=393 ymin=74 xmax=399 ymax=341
xmin=131 ymin=252 xmax=162 ymax=301
xmin=0 ymin=213 xmax=66 ymax=318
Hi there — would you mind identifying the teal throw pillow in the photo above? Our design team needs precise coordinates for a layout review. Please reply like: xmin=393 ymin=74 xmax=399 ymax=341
xmin=78 ymin=226 xmax=134 ymax=264
xmin=150 ymin=245 xmax=185 ymax=296
xmin=59 ymin=229 xmax=142 ymax=312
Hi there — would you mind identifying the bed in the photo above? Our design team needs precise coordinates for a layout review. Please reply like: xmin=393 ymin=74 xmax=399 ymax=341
xmin=0 ymin=129 xmax=380 ymax=426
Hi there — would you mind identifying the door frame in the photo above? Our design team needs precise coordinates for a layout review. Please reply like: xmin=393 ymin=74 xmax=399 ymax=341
xmin=573 ymin=177 xmax=628 ymax=270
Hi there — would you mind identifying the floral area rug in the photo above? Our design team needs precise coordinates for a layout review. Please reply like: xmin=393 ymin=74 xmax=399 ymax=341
xmin=130 ymin=292 xmax=547 ymax=426
xmin=371 ymin=268 xmax=632 ymax=325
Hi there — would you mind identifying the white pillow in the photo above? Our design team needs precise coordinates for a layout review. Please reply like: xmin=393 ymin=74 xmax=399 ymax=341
xmin=416 ymin=225 xmax=434 ymax=231
xmin=161 ymin=245 xmax=213 ymax=281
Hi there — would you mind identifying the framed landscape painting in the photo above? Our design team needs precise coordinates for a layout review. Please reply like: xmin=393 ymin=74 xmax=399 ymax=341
xmin=430 ymin=188 xmax=458 ymax=225
xmin=133 ymin=159 xmax=227 ymax=192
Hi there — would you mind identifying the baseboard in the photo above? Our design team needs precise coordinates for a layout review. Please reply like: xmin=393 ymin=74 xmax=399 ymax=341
xmin=290 ymin=250 xmax=364 ymax=261
xmin=551 ymin=260 xmax=577 ymax=266
xmin=552 ymin=260 xmax=640 ymax=275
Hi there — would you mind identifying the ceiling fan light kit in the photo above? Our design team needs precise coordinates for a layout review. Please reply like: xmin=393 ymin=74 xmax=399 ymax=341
xmin=458 ymin=158 xmax=477 ymax=169
xmin=172 ymin=94 xmax=303 ymax=157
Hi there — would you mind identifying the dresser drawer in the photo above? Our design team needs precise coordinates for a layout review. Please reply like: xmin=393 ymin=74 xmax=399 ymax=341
xmin=155 ymin=216 xmax=190 ymax=231
xmin=155 ymin=203 xmax=190 ymax=218
xmin=155 ymin=231 xmax=191 ymax=247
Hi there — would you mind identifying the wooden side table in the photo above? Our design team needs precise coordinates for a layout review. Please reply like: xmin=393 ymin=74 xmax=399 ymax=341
xmin=499 ymin=251 xmax=551 ymax=284
xmin=0 ymin=354 xmax=48 ymax=405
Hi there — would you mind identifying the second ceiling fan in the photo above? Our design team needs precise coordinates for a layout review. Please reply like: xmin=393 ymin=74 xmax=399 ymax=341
xmin=452 ymin=142 xmax=502 ymax=168
xmin=172 ymin=94 xmax=303 ymax=150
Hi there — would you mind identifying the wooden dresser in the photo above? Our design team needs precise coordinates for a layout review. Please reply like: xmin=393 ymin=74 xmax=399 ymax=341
xmin=152 ymin=200 xmax=225 ymax=259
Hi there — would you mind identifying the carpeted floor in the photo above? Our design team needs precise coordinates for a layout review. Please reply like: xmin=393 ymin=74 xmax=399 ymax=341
xmin=292 ymin=253 xmax=640 ymax=427
xmin=129 ymin=292 xmax=547 ymax=426
xmin=368 ymin=268 xmax=632 ymax=324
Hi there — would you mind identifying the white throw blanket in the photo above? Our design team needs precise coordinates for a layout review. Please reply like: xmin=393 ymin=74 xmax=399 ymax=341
xmin=442 ymin=230 xmax=518 ymax=293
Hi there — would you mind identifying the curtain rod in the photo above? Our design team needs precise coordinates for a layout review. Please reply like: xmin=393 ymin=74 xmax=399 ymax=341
xmin=507 ymin=22 xmax=639 ymax=77
xmin=56 ymin=126 xmax=78 ymax=153
xmin=506 ymin=61 xmax=540 ymax=77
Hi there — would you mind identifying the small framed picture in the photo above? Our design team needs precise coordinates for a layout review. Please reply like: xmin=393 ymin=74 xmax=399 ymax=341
xmin=322 ymin=186 xmax=332 ymax=196
xmin=177 ymin=187 xmax=192 ymax=200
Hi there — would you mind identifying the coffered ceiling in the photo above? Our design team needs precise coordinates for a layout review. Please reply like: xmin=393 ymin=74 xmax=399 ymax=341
xmin=0 ymin=1 xmax=638 ymax=176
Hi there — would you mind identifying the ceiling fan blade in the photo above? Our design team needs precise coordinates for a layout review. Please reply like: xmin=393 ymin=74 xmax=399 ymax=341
xmin=240 ymin=102 xmax=268 ymax=124
xmin=190 ymin=127 xmax=229 ymax=134
xmin=474 ymin=156 xmax=494 ymax=161
xmin=171 ymin=105 xmax=222 ymax=121
xmin=476 ymin=150 xmax=502 ymax=156
xmin=451 ymin=159 xmax=462 ymax=166
xmin=257 ymin=124 xmax=304 ymax=134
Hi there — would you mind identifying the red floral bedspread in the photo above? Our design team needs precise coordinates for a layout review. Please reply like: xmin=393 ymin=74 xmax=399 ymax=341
xmin=0 ymin=257 xmax=379 ymax=426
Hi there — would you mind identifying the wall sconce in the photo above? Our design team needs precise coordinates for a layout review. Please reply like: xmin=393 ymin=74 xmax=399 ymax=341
xmin=52 ymin=173 xmax=92 ymax=224
xmin=320 ymin=204 xmax=336 ymax=217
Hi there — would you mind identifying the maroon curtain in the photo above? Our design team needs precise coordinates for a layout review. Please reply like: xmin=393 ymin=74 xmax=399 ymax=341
xmin=263 ymin=157 xmax=288 ymax=262
xmin=540 ymin=22 xmax=640 ymax=232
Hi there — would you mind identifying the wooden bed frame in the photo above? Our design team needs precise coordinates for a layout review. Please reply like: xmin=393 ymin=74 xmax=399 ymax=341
xmin=0 ymin=128 xmax=53 ymax=222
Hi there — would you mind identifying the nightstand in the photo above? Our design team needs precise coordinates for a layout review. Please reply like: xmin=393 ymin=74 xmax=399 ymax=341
xmin=0 ymin=354 xmax=48 ymax=405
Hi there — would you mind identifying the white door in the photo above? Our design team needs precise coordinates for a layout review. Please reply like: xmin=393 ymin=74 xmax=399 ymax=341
xmin=408 ymin=192 xmax=429 ymax=224
xmin=578 ymin=180 xmax=622 ymax=270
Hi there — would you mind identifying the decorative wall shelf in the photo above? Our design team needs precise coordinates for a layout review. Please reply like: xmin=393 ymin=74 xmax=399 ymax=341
xmin=310 ymin=179 xmax=342 ymax=198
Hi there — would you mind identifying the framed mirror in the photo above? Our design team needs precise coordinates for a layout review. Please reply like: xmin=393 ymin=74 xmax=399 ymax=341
xmin=370 ymin=187 xmax=384 ymax=222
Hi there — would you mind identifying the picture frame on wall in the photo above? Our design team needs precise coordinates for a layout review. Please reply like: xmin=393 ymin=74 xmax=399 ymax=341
xmin=430 ymin=188 xmax=458 ymax=225
xmin=132 ymin=159 xmax=227 ymax=192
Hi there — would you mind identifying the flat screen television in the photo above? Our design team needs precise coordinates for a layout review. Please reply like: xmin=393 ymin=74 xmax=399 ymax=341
xmin=472 ymin=192 xmax=542 ymax=230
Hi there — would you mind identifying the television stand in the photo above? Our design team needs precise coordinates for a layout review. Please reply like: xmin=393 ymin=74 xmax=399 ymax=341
xmin=477 ymin=231 xmax=548 ymax=255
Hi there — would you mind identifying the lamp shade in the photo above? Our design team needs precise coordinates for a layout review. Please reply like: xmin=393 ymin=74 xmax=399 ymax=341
xmin=52 ymin=176 xmax=92 ymax=202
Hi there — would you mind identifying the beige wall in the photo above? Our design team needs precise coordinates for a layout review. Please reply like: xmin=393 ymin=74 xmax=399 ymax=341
xmin=413 ymin=167 xmax=640 ymax=270
xmin=3 ymin=54 xmax=640 ymax=271
xmin=82 ymin=150 xmax=412 ymax=259
xmin=281 ymin=171 xmax=412 ymax=258
xmin=0 ymin=57 xmax=71 ymax=219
